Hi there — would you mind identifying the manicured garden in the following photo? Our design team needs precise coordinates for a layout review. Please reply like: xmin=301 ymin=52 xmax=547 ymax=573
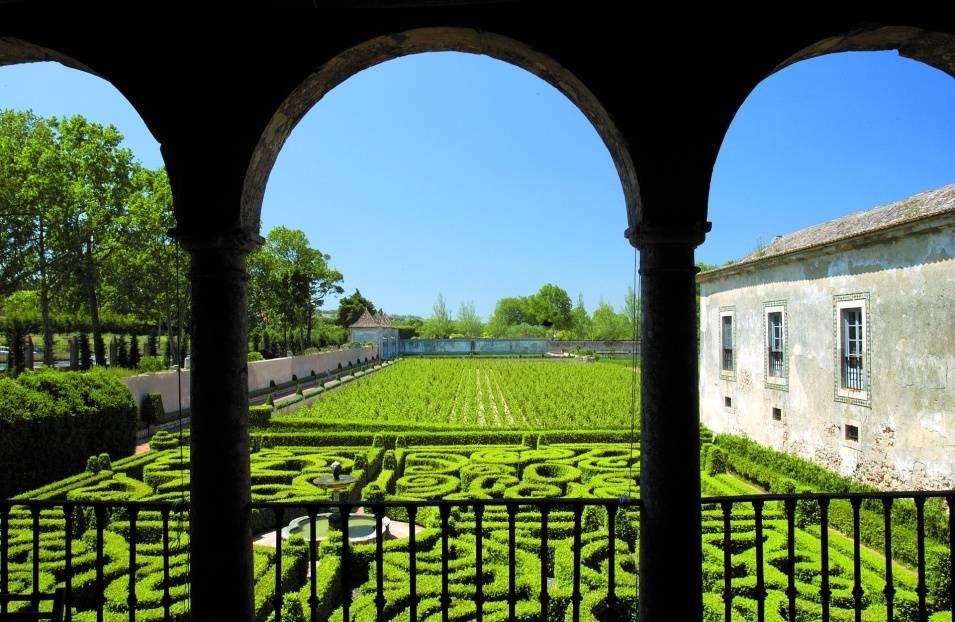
xmin=2 ymin=360 xmax=951 ymax=621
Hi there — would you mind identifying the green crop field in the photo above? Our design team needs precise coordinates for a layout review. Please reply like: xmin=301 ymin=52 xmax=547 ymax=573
xmin=2 ymin=359 xmax=951 ymax=621
xmin=294 ymin=358 xmax=639 ymax=429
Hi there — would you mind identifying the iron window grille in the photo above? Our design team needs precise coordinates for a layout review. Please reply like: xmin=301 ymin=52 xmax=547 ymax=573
xmin=767 ymin=311 xmax=783 ymax=378
xmin=841 ymin=308 xmax=864 ymax=391
xmin=721 ymin=315 xmax=734 ymax=372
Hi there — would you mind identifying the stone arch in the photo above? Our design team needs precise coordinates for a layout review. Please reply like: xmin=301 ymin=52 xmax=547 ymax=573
xmin=0 ymin=36 xmax=166 ymax=148
xmin=241 ymin=27 xmax=641 ymax=237
xmin=709 ymin=24 xmax=955 ymax=204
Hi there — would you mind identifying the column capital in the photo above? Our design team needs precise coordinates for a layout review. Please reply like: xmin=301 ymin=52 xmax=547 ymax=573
xmin=168 ymin=227 xmax=264 ymax=253
xmin=626 ymin=221 xmax=712 ymax=250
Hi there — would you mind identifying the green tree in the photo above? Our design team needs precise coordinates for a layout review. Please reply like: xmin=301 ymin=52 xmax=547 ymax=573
xmin=0 ymin=110 xmax=72 ymax=366
xmin=485 ymin=296 xmax=535 ymax=337
xmin=571 ymin=292 xmax=592 ymax=340
xmin=623 ymin=286 xmax=640 ymax=339
xmin=248 ymin=227 xmax=343 ymax=352
xmin=529 ymin=283 xmax=572 ymax=330
xmin=335 ymin=289 xmax=376 ymax=328
xmin=420 ymin=293 xmax=453 ymax=339
xmin=456 ymin=301 xmax=483 ymax=337
xmin=100 ymin=166 xmax=182 ymax=349
xmin=591 ymin=299 xmax=630 ymax=341
xmin=49 ymin=115 xmax=135 ymax=366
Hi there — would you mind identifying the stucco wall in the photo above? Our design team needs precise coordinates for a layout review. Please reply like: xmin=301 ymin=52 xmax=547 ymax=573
xmin=549 ymin=340 xmax=639 ymax=354
xmin=123 ymin=345 xmax=377 ymax=414
xmin=399 ymin=338 xmax=549 ymax=355
xmin=699 ymin=219 xmax=955 ymax=489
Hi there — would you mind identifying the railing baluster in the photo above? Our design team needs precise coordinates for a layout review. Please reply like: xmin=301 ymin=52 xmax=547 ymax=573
xmin=607 ymin=502 xmax=617 ymax=607
xmin=785 ymin=498 xmax=797 ymax=622
xmin=308 ymin=508 xmax=318 ymax=622
xmin=95 ymin=506 xmax=106 ymax=622
xmin=1 ymin=503 xmax=8 ymax=619
xmin=161 ymin=508 xmax=171 ymax=622
xmin=31 ymin=505 xmax=41 ymax=612
xmin=274 ymin=507 xmax=284 ymax=622
xmin=64 ymin=504 xmax=73 ymax=622
xmin=409 ymin=506 xmax=419 ymax=622
xmin=128 ymin=507 xmax=139 ymax=622
xmin=915 ymin=497 xmax=927 ymax=622
xmin=375 ymin=506 xmax=386 ymax=622
xmin=539 ymin=506 xmax=549 ymax=621
xmin=341 ymin=505 xmax=351 ymax=622
xmin=572 ymin=504 xmax=582 ymax=622
xmin=473 ymin=504 xmax=482 ymax=622
xmin=507 ymin=504 xmax=517 ymax=622
xmin=754 ymin=499 xmax=765 ymax=622
xmin=721 ymin=501 xmax=733 ymax=622
xmin=851 ymin=498 xmax=862 ymax=622
xmin=440 ymin=504 xmax=451 ymax=622
xmin=948 ymin=494 xmax=955 ymax=622
xmin=882 ymin=498 xmax=895 ymax=622
xmin=947 ymin=494 xmax=954 ymax=622
xmin=819 ymin=498 xmax=830 ymax=622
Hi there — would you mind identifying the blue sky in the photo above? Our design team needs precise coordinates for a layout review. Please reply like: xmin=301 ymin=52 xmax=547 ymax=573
xmin=2 ymin=51 xmax=953 ymax=319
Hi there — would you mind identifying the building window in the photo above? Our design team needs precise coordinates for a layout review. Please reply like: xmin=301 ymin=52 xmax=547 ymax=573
xmin=841 ymin=308 xmax=864 ymax=390
xmin=718 ymin=307 xmax=736 ymax=381
xmin=763 ymin=301 xmax=787 ymax=390
xmin=845 ymin=424 xmax=859 ymax=442
xmin=720 ymin=315 xmax=736 ymax=371
xmin=834 ymin=293 xmax=870 ymax=407
xmin=724 ymin=396 xmax=732 ymax=408
xmin=771 ymin=407 xmax=782 ymax=421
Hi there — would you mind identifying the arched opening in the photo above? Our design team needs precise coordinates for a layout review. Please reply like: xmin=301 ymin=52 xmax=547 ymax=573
xmin=0 ymin=38 xmax=198 ymax=622
xmin=245 ymin=41 xmax=645 ymax=620
xmin=700 ymin=39 xmax=955 ymax=621
xmin=242 ymin=27 xmax=641 ymax=239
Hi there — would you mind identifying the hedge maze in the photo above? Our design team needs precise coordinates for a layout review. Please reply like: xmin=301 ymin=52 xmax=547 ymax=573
xmin=2 ymin=360 xmax=951 ymax=621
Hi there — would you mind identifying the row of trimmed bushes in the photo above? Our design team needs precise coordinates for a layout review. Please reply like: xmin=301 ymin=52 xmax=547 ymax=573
xmin=714 ymin=433 xmax=951 ymax=609
xmin=0 ymin=368 xmax=137 ymax=498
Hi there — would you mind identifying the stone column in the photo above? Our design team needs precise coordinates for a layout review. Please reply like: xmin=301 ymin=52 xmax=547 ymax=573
xmin=173 ymin=228 xmax=262 ymax=622
xmin=630 ymin=222 xmax=709 ymax=622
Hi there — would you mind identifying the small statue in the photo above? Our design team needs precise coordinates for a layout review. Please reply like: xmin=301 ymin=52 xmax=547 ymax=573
xmin=331 ymin=461 xmax=341 ymax=481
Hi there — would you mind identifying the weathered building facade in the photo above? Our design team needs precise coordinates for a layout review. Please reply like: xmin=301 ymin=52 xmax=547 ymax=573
xmin=699 ymin=184 xmax=955 ymax=489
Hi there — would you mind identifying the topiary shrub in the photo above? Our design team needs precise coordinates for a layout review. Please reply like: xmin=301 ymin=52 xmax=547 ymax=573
xmin=136 ymin=355 xmax=165 ymax=374
xmin=247 ymin=351 xmax=264 ymax=362
xmin=140 ymin=392 xmax=164 ymax=430
xmin=249 ymin=404 xmax=272 ymax=428
xmin=86 ymin=455 xmax=101 ymax=473
xmin=705 ymin=446 xmax=726 ymax=475
xmin=97 ymin=452 xmax=112 ymax=472
xmin=0 ymin=368 xmax=136 ymax=498
xmin=149 ymin=430 xmax=180 ymax=451
xmin=583 ymin=504 xmax=605 ymax=532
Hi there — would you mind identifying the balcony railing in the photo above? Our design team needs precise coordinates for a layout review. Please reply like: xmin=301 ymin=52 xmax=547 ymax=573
xmin=2 ymin=492 xmax=953 ymax=622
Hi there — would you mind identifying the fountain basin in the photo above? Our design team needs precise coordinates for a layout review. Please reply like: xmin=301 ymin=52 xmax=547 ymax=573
xmin=281 ymin=513 xmax=389 ymax=545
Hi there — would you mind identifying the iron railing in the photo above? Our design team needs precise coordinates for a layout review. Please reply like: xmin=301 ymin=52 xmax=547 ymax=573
xmin=2 ymin=492 xmax=953 ymax=622
xmin=842 ymin=355 xmax=864 ymax=391
xmin=768 ymin=350 xmax=783 ymax=378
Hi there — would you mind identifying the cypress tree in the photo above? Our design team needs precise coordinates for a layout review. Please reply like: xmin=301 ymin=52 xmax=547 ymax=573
xmin=129 ymin=334 xmax=141 ymax=368
xmin=164 ymin=337 xmax=173 ymax=367
xmin=4 ymin=322 xmax=26 ymax=377
xmin=146 ymin=333 xmax=158 ymax=357
xmin=79 ymin=332 xmax=92 ymax=370
xmin=116 ymin=334 xmax=129 ymax=368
